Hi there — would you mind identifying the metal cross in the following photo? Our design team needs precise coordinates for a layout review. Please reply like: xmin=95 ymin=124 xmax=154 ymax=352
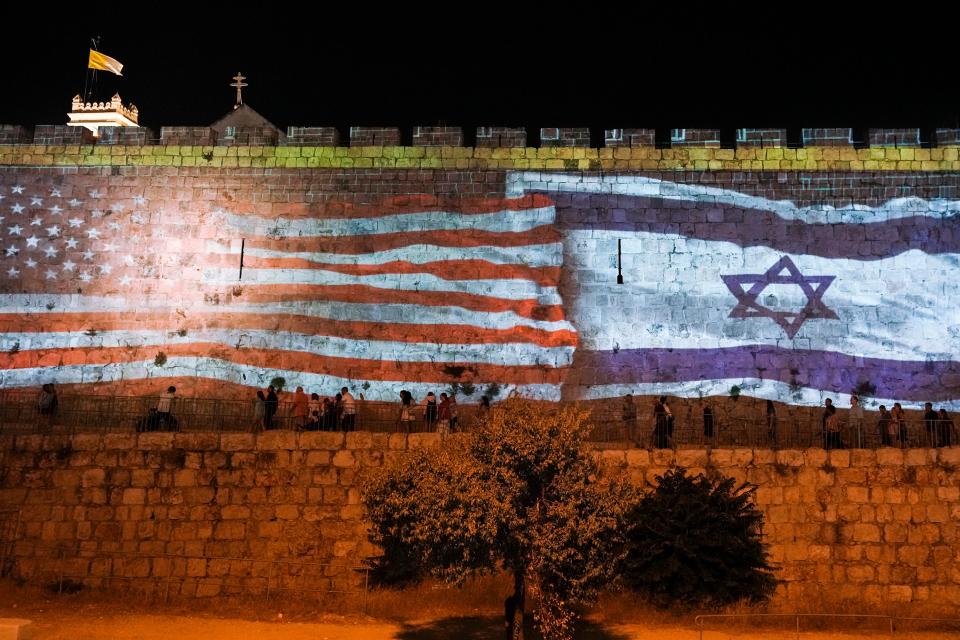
xmin=230 ymin=72 xmax=247 ymax=106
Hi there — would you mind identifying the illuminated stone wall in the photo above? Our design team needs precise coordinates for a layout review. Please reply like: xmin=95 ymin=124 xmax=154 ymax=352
xmin=2 ymin=433 xmax=959 ymax=608
xmin=0 ymin=142 xmax=959 ymax=411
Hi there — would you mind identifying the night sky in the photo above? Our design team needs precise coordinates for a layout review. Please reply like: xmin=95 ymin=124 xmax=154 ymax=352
xmin=1 ymin=9 xmax=957 ymax=139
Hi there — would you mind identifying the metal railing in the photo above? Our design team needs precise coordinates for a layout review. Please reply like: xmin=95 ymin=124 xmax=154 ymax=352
xmin=695 ymin=612 xmax=960 ymax=639
xmin=1 ymin=390 xmax=957 ymax=449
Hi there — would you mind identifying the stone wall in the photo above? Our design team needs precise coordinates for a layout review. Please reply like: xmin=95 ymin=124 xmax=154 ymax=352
xmin=1 ymin=433 xmax=959 ymax=608
xmin=0 ymin=159 xmax=958 ymax=410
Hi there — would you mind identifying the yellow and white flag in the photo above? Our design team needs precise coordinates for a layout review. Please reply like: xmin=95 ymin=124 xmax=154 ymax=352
xmin=88 ymin=49 xmax=123 ymax=76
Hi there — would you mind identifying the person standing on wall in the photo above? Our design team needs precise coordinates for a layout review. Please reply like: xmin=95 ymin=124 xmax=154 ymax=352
xmin=938 ymin=408 xmax=954 ymax=447
xmin=264 ymin=386 xmax=278 ymax=430
xmin=622 ymin=393 xmax=638 ymax=446
xmin=923 ymin=402 xmax=940 ymax=447
xmin=157 ymin=386 xmax=178 ymax=432
xmin=878 ymin=405 xmax=893 ymax=447
xmin=422 ymin=391 xmax=438 ymax=431
xmin=891 ymin=403 xmax=907 ymax=447
xmin=340 ymin=387 xmax=356 ymax=431
xmin=766 ymin=400 xmax=778 ymax=447
xmin=292 ymin=386 xmax=309 ymax=430
xmin=849 ymin=395 xmax=865 ymax=448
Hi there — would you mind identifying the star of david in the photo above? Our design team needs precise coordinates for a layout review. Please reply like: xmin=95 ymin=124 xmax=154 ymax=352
xmin=721 ymin=256 xmax=838 ymax=339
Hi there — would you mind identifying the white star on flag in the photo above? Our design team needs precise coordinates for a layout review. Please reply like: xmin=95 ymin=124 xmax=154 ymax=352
xmin=6 ymin=266 xmax=19 ymax=277
xmin=46 ymin=225 xmax=60 ymax=237
xmin=44 ymin=269 xmax=57 ymax=280
xmin=5 ymin=245 xmax=18 ymax=256
xmin=24 ymin=258 xmax=37 ymax=268
xmin=11 ymin=204 xmax=24 ymax=214
xmin=30 ymin=197 xmax=42 ymax=206
xmin=118 ymin=275 xmax=132 ymax=286
xmin=91 ymin=209 xmax=104 ymax=218
xmin=48 ymin=205 xmax=63 ymax=215
xmin=101 ymin=242 xmax=118 ymax=252
xmin=62 ymin=260 xmax=76 ymax=272
xmin=69 ymin=199 xmax=81 ymax=207
xmin=30 ymin=217 xmax=42 ymax=226
xmin=131 ymin=213 xmax=145 ymax=224
xmin=50 ymin=189 xmax=61 ymax=197
xmin=111 ymin=203 xmax=125 ymax=213
xmin=82 ymin=250 xmax=95 ymax=261
xmin=89 ymin=190 xmax=103 ymax=199
xmin=64 ymin=237 xmax=79 ymax=249
xmin=7 ymin=225 xmax=22 ymax=236
xmin=99 ymin=264 xmax=113 ymax=275
xmin=11 ymin=185 xmax=24 ymax=194
xmin=107 ymin=221 xmax=121 ymax=231
xmin=86 ymin=228 xmax=100 ymax=239
xmin=25 ymin=236 xmax=39 ymax=248
xmin=43 ymin=245 xmax=58 ymax=258
xmin=68 ymin=218 xmax=84 ymax=228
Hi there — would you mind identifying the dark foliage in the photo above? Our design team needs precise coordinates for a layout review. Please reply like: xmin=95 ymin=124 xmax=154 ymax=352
xmin=621 ymin=467 xmax=777 ymax=607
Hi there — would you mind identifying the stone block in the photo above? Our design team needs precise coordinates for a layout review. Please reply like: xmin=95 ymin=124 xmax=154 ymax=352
xmin=33 ymin=125 xmax=95 ymax=145
xmin=652 ymin=449 xmax=676 ymax=466
xmin=413 ymin=126 xmax=463 ymax=147
xmin=730 ymin=448 xmax=753 ymax=467
xmin=286 ymin=126 xmax=339 ymax=146
xmin=876 ymin=448 xmax=904 ymax=465
xmin=476 ymin=126 xmax=527 ymax=147
xmin=905 ymin=449 xmax=935 ymax=466
xmin=299 ymin=432 xmax=344 ymax=449
xmin=828 ymin=450 xmax=850 ymax=468
xmin=938 ymin=447 xmax=960 ymax=465
xmin=736 ymin=128 xmax=787 ymax=147
xmin=802 ymin=128 xmax=854 ymax=146
xmin=606 ymin=128 xmax=656 ymax=147
xmin=121 ymin=488 xmax=145 ymax=505
xmin=540 ymin=127 xmax=591 ymax=147
xmin=345 ymin=432 xmax=373 ymax=449
xmin=0 ymin=124 xmax=32 ymax=143
xmin=137 ymin=433 xmax=174 ymax=450
xmin=349 ymin=127 xmax=400 ymax=146
xmin=256 ymin=431 xmax=297 ymax=450
xmin=408 ymin=433 xmax=440 ymax=449
xmin=777 ymin=450 xmax=805 ymax=466
xmin=804 ymin=449 xmax=828 ymax=467
xmin=676 ymin=449 xmax=707 ymax=468
xmin=671 ymin=128 xmax=721 ymax=147
xmin=0 ymin=618 xmax=33 ymax=640
xmin=850 ymin=450 xmax=876 ymax=467
xmin=220 ymin=433 xmax=256 ymax=451
xmin=625 ymin=449 xmax=650 ymax=466
xmin=213 ymin=521 xmax=245 ymax=540
xmin=81 ymin=469 xmax=105 ymax=487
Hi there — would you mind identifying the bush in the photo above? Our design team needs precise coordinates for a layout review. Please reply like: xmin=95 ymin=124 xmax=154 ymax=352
xmin=621 ymin=467 xmax=777 ymax=607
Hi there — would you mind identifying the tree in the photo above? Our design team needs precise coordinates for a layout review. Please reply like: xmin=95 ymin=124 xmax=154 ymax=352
xmin=621 ymin=467 xmax=777 ymax=607
xmin=362 ymin=397 xmax=635 ymax=640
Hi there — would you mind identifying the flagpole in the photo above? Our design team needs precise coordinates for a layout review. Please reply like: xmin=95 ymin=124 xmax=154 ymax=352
xmin=87 ymin=36 xmax=101 ymax=103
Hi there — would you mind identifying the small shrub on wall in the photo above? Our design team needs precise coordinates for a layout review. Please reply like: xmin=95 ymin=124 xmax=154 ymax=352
xmin=621 ymin=467 xmax=777 ymax=608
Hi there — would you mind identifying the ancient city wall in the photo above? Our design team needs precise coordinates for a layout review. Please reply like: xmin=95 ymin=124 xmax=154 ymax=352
xmin=1 ymin=146 xmax=959 ymax=409
xmin=1 ymin=432 xmax=959 ymax=609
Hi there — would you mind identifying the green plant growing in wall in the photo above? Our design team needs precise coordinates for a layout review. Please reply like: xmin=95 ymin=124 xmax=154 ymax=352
xmin=729 ymin=385 xmax=741 ymax=401
xmin=153 ymin=351 xmax=167 ymax=367
xmin=269 ymin=376 xmax=286 ymax=391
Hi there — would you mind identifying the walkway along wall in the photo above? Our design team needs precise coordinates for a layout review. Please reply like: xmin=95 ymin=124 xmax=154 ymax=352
xmin=1 ymin=432 xmax=959 ymax=609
